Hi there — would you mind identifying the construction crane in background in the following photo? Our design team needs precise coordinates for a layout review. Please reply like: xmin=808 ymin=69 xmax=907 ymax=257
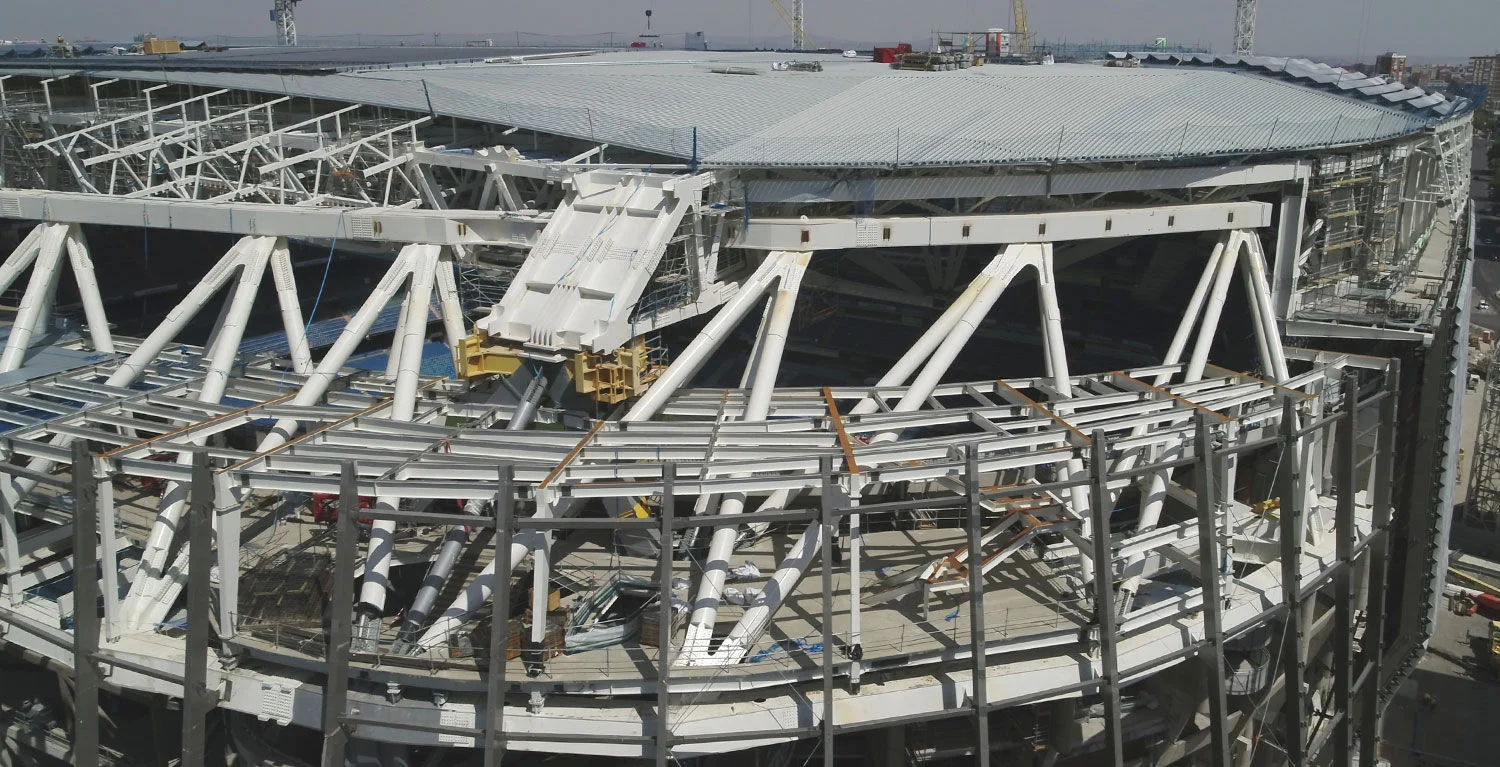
xmin=768 ymin=0 xmax=807 ymax=51
xmin=1233 ymin=0 xmax=1257 ymax=55
xmin=272 ymin=0 xmax=301 ymax=47
xmin=1010 ymin=0 xmax=1033 ymax=55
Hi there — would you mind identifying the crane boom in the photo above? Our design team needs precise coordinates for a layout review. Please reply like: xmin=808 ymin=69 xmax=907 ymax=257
xmin=1011 ymin=0 xmax=1032 ymax=55
xmin=768 ymin=0 xmax=807 ymax=51
xmin=1233 ymin=0 xmax=1257 ymax=56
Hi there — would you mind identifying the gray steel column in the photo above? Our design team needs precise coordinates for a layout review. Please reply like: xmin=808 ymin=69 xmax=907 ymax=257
xmin=1194 ymin=415 xmax=1231 ymax=767
xmin=1333 ymin=372 xmax=1359 ymax=765
xmin=1088 ymin=432 xmax=1123 ymax=767
xmin=484 ymin=464 xmax=514 ymax=767
xmin=70 ymin=440 xmax=100 ymax=767
xmin=1278 ymin=397 xmax=1307 ymax=766
xmin=966 ymin=444 xmax=990 ymax=766
xmin=656 ymin=462 xmax=675 ymax=767
xmin=180 ymin=450 xmax=213 ymax=766
xmin=820 ymin=456 xmax=836 ymax=766
xmin=1360 ymin=363 xmax=1399 ymax=767
xmin=321 ymin=462 xmax=358 ymax=767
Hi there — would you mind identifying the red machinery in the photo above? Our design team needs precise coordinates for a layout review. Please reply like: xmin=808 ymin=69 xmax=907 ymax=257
xmin=311 ymin=493 xmax=373 ymax=525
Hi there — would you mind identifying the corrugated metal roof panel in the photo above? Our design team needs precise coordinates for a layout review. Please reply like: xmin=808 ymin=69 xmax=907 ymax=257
xmin=3 ymin=50 xmax=1463 ymax=169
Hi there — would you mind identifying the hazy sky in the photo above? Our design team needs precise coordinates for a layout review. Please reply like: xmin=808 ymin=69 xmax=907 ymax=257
xmin=5 ymin=1 xmax=1497 ymax=60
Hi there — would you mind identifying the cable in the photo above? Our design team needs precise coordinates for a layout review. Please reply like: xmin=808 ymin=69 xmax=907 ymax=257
xmin=303 ymin=209 xmax=346 ymax=332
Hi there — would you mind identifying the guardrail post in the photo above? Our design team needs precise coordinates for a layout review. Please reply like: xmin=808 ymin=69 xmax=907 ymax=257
xmin=320 ymin=461 xmax=358 ymax=767
xmin=820 ymin=455 xmax=837 ymax=765
xmin=1278 ymin=397 xmax=1308 ymax=766
xmin=181 ymin=449 xmax=213 ymax=766
xmin=1089 ymin=430 xmax=1124 ymax=767
xmin=1194 ymin=414 xmax=1231 ymax=767
xmin=656 ymin=462 xmax=675 ymax=767
xmin=70 ymin=439 xmax=101 ymax=767
xmin=485 ymin=464 xmax=514 ymax=767
xmin=966 ymin=443 xmax=990 ymax=765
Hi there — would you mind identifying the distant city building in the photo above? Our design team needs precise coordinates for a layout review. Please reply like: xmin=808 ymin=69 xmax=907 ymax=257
xmin=1376 ymin=52 xmax=1409 ymax=81
xmin=1472 ymin=55 xmax=1500 ymax=111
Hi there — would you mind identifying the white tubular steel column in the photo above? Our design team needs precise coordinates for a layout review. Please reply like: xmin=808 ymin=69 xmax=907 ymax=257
xmin=847 ymin=273 xmax=985 ymax=416
xmin=415 ymin=496 xmax=579 ymax=650
xmin=1035 ymin=245 xmax=1071 ymax=396
xmin=0 ymin=225 xmax=46 ymax=295
xmin=0 ymin=224 xmax=68 ymax=372
xmin=1240 ymin=233 xmax=1290 ymax=382
xmin=124 ymin=236 xmax=276 ymax=628
xmin=62 ymin=226 xmax=115 ymax=355
xmin=680 ymin=253 xmax=809 ymax=666
xmin=104 ymin=239 xmax=256 ymax=388
xmin=1153 ymin=235 xmax=1229 ymax=386
xmin=870 ymin=244 xmax=1043 ymax=443
xmin=1185 ymin=232 xmax=1245 ymax=383
xmin=254 ymin=244 xmax=426 ymax=453
xmin=434 ymin=250 xmax=467 ymax=354
xmin=268 ymin=239 xmax=313 ymax=376
xmin=385 ymin=290 xmax=415 ymax=380
xmin=358 ymin=245 xmax=441 ymax=618
xmin=622 ymin=253 xmax=800 ymax=424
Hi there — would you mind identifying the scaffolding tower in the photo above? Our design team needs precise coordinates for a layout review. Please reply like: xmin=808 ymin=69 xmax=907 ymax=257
xmin=1467 ymin=351 xmax=1500 ymax=530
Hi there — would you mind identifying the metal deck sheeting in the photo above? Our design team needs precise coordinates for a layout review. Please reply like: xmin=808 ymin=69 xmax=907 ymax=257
xmin=4 ymin=49 xmax=1457 ymax=169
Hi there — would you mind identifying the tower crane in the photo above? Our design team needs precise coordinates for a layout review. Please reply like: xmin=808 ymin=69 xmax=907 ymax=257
xmin=272 ymin=0 xmax=301 ymax=47
xmin=768 ymin=0 xmax=807 ymax=51
xmin=1010 ymin=0 xmax=1032 ymax=55
xmin=1233 ymin=0 xmax=1257 ymax=55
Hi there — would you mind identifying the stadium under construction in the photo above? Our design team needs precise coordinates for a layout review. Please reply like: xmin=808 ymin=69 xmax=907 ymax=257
xmin=0 ymin=45 xmax=1478 ymax=766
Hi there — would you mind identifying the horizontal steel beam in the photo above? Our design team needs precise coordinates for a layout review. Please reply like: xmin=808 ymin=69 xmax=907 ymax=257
xmin=0 ymin=190 xmax=546 ymax=247
xmin=733 ymin=202 xmax=1273 ymax=250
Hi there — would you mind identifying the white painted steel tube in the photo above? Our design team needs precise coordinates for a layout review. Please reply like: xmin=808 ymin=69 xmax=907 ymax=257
xmin=1185 ymin=232 xmax=1244 ymax=384
xmin=402 ymin=374 xmax=544 ymax=637
xmin=1238 ymin=245 xmax=1274 ymax=381
xmin=385 ymin=290 xmax=415 ymax=380
xmin=254 ymin=245 xmax=420 ymax=452
xmin=682 ymin=268 xmax=804 ymax=664
xmin=1036 ymin=247 xmax=1071 ymax=396
xmin=414 ymin=496 xmax=580 ymax=650
xmin=1153 ymin=237 xmax=1228 ymax=386
xmin=1241 ymin=234 xmax=1290 ymax=382
xmin=268 ymin=240 xmax=312 ymax=375
xmin=104 ymin=239 xmax=251 ymax=388
xmin=62 ymin=226 xmax=114 ymax=355
xmin=0 ymin=224 xmax=46 ymax=296
xmin=622 ymin=256 xmax=779 ymax=423
xmin=847 ymin=272 xmax=985 ymax=417
xmin=433 ymin=252 xmax=467 ymax=354
xmin=699 ymin=521 xmax=822 ymax=666
xmin=124 ymin=238 xmax=273 ymax=627
xmin=360 ymin=245 xmax=440 ymax=614
xmin=0 ymin=225 xmax=67 ymax=372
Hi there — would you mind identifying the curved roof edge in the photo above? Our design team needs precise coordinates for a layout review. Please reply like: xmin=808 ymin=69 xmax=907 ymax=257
xmin=1108 ymin=52 xmax=1473 ymax=118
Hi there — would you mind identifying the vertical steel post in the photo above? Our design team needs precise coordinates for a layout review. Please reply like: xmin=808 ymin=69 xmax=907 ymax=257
xmin=1089 ymin=432 xmax=1124 ymax=767
xmin=1278 ymin=397 xmax=1307 ymax=766
xmin=656 ymin=462 xmax=675 ymax=767
xmin=216 ymin=472 xmax=240 ymax=645
xmin=96 ymin=463 xmax=119 ymax=642
xmin=1360 ymin=362 xmax=1399 ymax=766
xmin=70 ymin=440 xmax=100 ymax=767
xmin=966 ymin=444 xmax=990 ymax=765
xmin=1194 ymin=415 xmax=1232 ymax=767
xmin=820 ymin=456 xmax=837 ymax=765
xmin=485 ymin=465 xmax=514 ymax=767
xmin=320 ymin=462 xmax=358 ymax=767
xmin=1333 ymin=372 xmax=1359 ymax=765
xmin=180 ymin=450 xmax=213 ymax=766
